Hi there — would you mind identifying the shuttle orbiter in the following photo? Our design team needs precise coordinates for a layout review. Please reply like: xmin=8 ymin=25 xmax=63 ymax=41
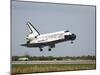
xmin=21 ymin=22 xmax=76 ymax=51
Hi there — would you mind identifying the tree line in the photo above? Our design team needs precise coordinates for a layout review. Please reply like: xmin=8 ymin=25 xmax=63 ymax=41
xmin=12 ymin=55 xmax=96 ymax=61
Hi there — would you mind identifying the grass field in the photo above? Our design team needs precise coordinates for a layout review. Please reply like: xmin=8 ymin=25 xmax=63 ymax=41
xmin=12 ymin=64 xmax=96 ymax=75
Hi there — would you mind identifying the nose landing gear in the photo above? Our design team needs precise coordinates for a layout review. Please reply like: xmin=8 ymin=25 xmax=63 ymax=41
xmin=71 ymin=41 xmax=73 ymax=44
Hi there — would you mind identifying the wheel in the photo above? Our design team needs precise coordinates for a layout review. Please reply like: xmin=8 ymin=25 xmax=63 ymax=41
xmin=71 ymin=41 xmax=73 ymax=44
xmin=48 ymin=48 xmax=51 ymax=51
xmin=40 ymin=48 xmax=43 ymax=51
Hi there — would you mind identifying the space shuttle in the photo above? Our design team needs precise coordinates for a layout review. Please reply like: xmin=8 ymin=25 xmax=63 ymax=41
xmin=21 ymin=22 xmax=76 ymax=51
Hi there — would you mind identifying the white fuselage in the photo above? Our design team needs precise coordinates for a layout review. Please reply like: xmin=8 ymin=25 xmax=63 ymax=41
xmin=27 ymin=30 xmax=72 ymax=44
xmin=21 ymin=22 xmax=76 ymax=51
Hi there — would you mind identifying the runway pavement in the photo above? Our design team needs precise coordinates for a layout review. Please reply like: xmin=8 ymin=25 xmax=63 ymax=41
xmin=12 ymin=60 xmax=96 ymax=64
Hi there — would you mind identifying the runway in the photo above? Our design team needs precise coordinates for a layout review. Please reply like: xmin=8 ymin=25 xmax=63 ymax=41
xmin=12 ymin=60 xmax=95 ymax=64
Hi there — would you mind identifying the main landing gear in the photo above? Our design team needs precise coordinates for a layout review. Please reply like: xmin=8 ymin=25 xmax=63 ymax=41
xmin=40 ymin=48 xmax=43 ymax=51
xmin=39 ymin=48 xmax=52 ymax=51
xmin=48 ymin=48 xmax=51 ymax=51
xmin=39 ymin=45 xmax=54 ymax=52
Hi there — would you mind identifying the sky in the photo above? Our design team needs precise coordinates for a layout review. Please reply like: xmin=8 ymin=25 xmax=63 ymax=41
xmin=12 ymin=1 xmax=96 ymax=56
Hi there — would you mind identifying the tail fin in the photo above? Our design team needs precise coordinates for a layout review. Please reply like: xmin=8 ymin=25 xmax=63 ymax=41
xmin=26 ymin=21 xmax=40 ymax=36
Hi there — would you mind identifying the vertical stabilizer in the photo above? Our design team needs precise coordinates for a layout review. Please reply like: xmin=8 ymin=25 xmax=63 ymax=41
xmin=26 ymin=21 xmax=40 ymax=36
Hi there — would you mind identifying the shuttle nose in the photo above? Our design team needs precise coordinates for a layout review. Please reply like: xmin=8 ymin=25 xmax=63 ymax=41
xmin=71 ymin=33 xmax=76 ymax=40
